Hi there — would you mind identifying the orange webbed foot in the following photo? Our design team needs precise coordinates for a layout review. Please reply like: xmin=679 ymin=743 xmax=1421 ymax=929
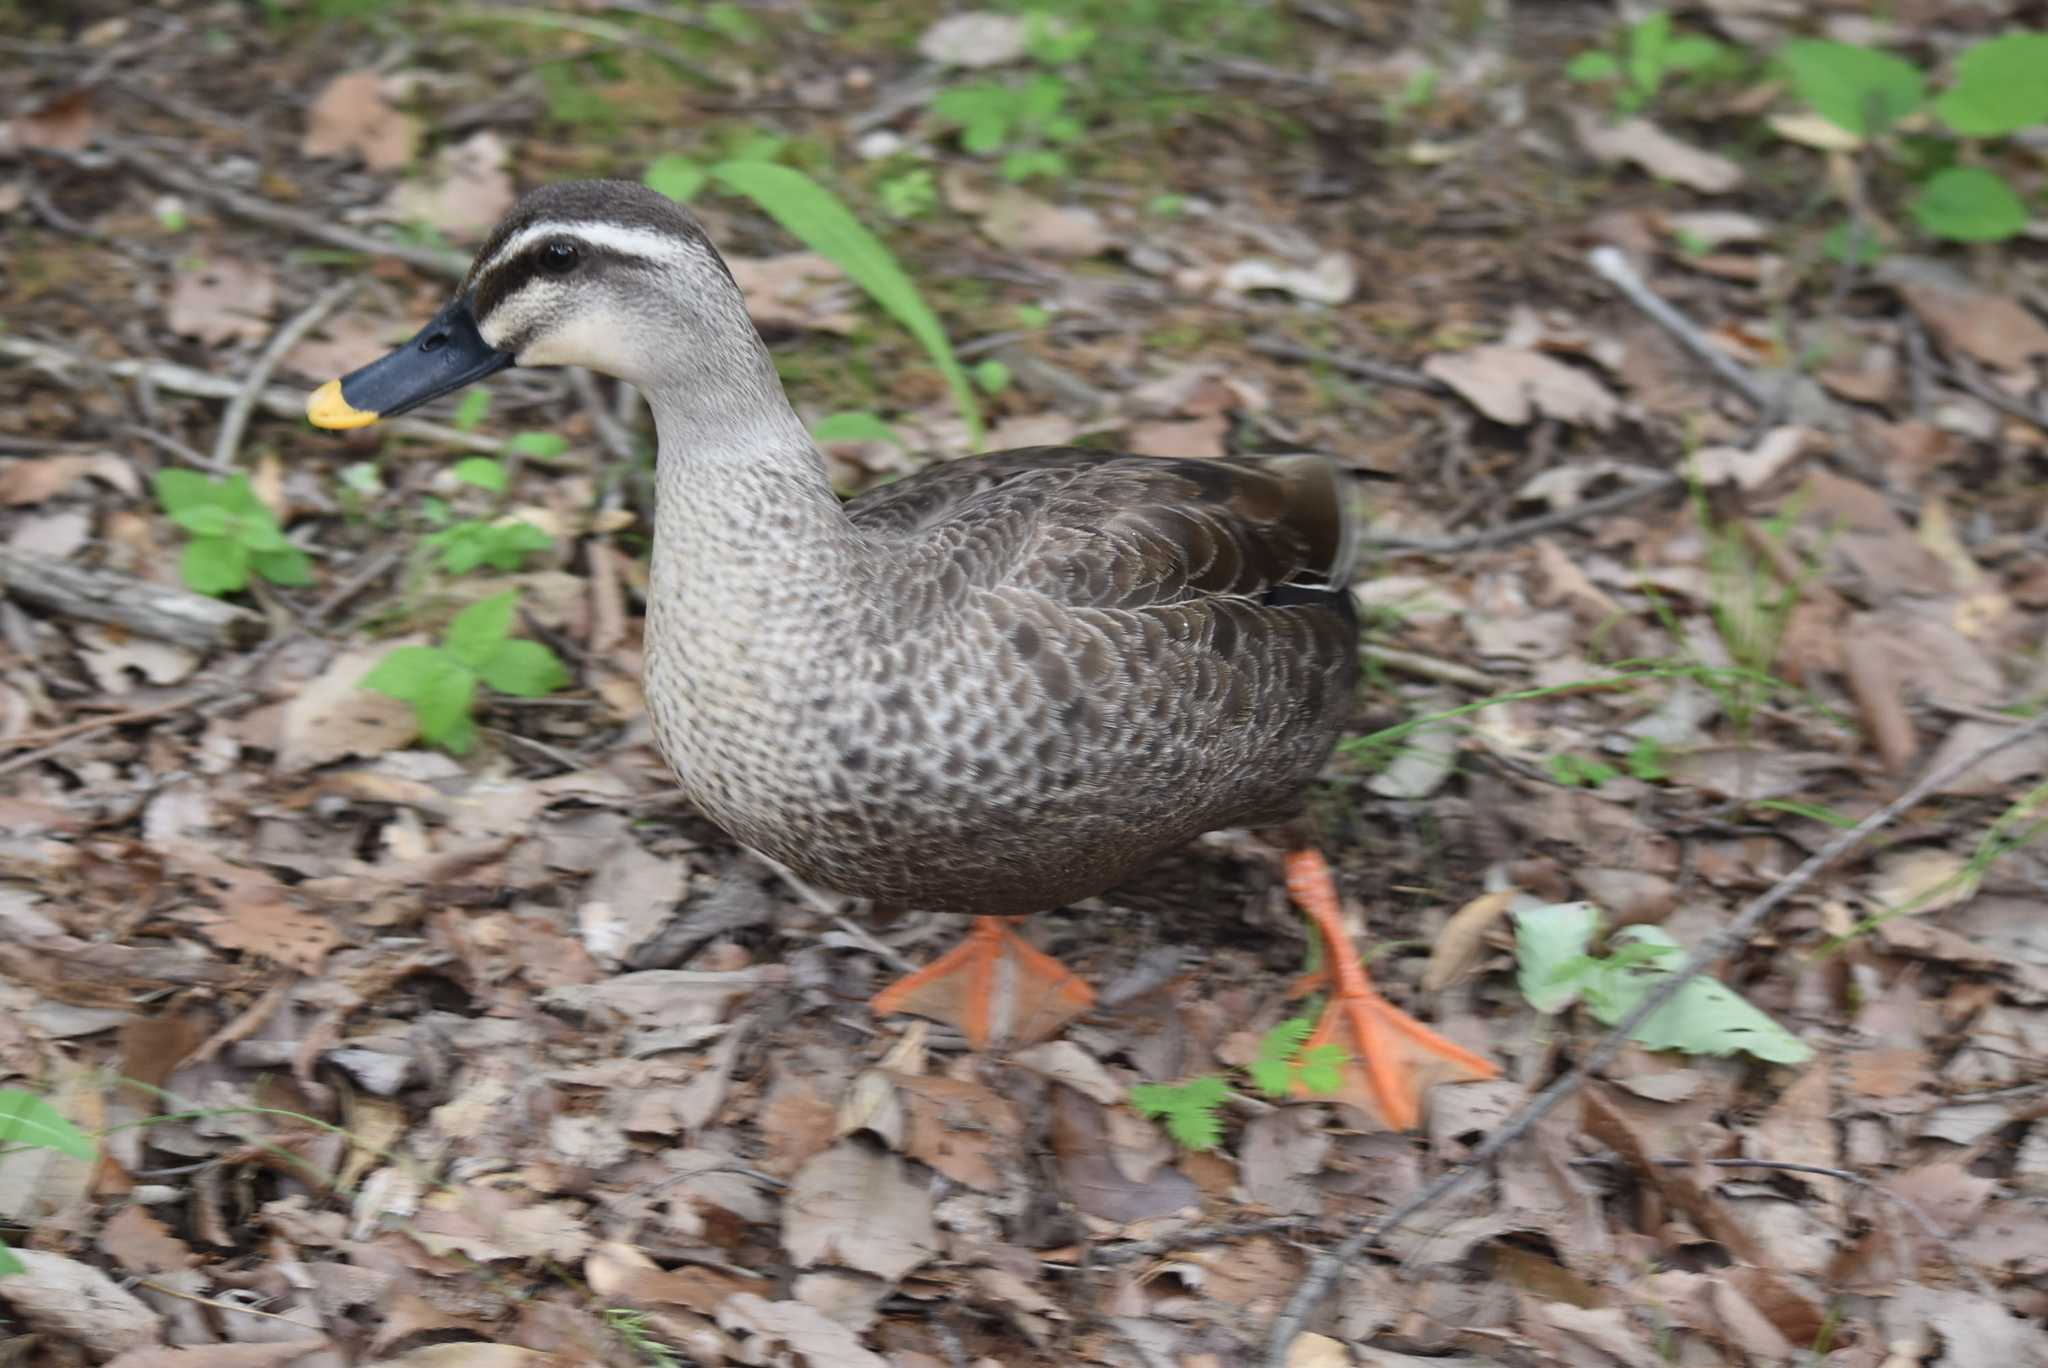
xmin=1283 ymin=850 xmax=1499 ymax=1130
xmin=870 ymin=916 xmax=1095 ymax=1049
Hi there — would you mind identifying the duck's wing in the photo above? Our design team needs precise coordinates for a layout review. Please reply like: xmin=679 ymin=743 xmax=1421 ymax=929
xmin=847 ymin=446 xmax=1359 ymax=609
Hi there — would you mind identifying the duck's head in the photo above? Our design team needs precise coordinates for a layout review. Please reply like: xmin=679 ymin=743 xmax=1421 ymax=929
xmin=307 ymin=180 xmax=756 ymax=430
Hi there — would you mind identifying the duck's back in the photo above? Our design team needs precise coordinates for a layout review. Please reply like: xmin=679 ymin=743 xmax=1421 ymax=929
xmin=705 ymin=447 xmax=1360 ymax=915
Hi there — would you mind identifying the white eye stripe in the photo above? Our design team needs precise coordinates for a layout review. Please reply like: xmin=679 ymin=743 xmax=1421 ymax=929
xmin=475 ymin=220 xmax=693 ymax=282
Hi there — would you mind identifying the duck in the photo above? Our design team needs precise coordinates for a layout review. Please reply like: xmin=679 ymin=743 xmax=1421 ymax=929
xmin=306 ymin=179 xmax=1496 ymax=1129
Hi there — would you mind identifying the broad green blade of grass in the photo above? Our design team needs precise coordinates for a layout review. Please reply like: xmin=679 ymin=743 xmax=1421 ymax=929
xmin=710 ymin=160 xmax=983 ymax=445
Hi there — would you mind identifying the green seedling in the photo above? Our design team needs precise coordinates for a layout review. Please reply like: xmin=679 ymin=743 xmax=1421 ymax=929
xmin=1516 ymin=901 xmax=1811 ymax=1063
xmin=424 ymin=519 xmax=554 ymax=574
xmin=361 ymin=590 xmax=570 ymax=754
xmin=877 ymin=167 xmax=938 ymax=220
xmin=1129 ymin=1016 xmax=1345 ymax=1151
xmin=930 ymin=74 xmax=1085 ymax=183
xmin=0 ymin=1089 xmax=96 ymax=1274
xmin=1567 ymin=11 xmax=1730 ymax=113
xmin=155 ymin=470 xmax=313 ymax=596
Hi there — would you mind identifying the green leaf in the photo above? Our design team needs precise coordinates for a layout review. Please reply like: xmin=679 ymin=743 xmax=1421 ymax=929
xmin=251 ymin=545 xmax=313 ymax=587
xmin=1627 ymin=11 xmax=1671 ymax=96
xmin=445 ymin=590 xmax=518 ymax=669
xmin=1755 ymin=797 xmax=1861 ymax=828
xmin=452 ymin=456 xmax=508 ymax=492
xmin=1515 ymin=901 xmax=1602 ymax=1013
xmin=972 ymin=358 xmax=1012 ymax=395
xmin=1294 ymin=1044 xmax=1346 ymax=1096
xmin=811 ymin=411 xmax=905 ymax=448
xmin=478 ymin=638 xmax=570 ymax=697
xmin=218 ymin=474 xmax=271 ymax=519
xmin=451 ymin=388 xmax=492 ymax=433
xmin=360 ymin=644 xmax=450 ymax=703
xmin=0 ymin=1088 xmax=97 ymax=1160
xmin=181 ymin=536 xmax=248 ymax=595
xmin=1566 ymin=50 xmax=1620 ymax=83
xmin=1663 ymin=35 xmax=1726 ymax=73
xmin=417 ymin=665 xmax=478 ymax=754
xmin=1935 ymin=32 xmax=2048 ymax=137
xmin=1590 ymin=928 xmax=1813 ymax=1063
xmin=0 ymin=1241 xmax=22 ymax=1274
xmin=169 ymin=504 xmax=234 ymax=538
xmin=710 ymin=160 xmax=981 ymax=442
xmin=504 ymin=431 xmax=570 ymax=460
xmin=1778 ymin=39 xmax=1925 ymax=136
xmin=1129 ymin=1076 xmax=1228 ymax=1151
xmin=1909 ymin=165 xmax=2029 ymax=243
xmin=153 ymin=468 xmax=217 ymax=514
xmin=645 ymin=154 xmax=709 ymax=204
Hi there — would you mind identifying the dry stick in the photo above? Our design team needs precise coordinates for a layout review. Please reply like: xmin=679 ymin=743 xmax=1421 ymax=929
xmin=1246 ymin=336 xmax=1449 ymax=396
xmin=211 ymin=280 xmax=357 ymax=470
xmin=1370 ymin=472 xmax=1686 ymax=557
xmin=0 ymin=336 xmax=501 ymax=453
xmin=0 ymin=548 xmax=264 ymax=653
xmin=1260 ymin=708 xmax=2048 ymax=1365
xmin=1587 ymin=245 xmax=1773 ymax=412
xmin=106 ymin=141 xmax=469 ymax=281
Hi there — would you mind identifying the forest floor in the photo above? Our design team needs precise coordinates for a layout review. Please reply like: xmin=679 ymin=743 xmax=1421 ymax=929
xmin=2 ymin=1 xmax=2046 ymax=1366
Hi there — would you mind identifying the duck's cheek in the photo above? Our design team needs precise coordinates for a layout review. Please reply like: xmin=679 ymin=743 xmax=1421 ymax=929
xmin=514 ymin=313 xmax=632 ymax=374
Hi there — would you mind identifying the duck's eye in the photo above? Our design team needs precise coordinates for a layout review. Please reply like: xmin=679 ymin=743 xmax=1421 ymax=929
xmin=538 ymin=240 xmax=580 ymax=275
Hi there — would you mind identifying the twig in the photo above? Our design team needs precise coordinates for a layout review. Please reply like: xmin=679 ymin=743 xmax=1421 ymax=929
xmin=106 ymin=141 xmax=468 ymax=280
xmin=0 ymin=548 xmax=265 ymax=652
xmin=1246 ymin=336 xmax=1449 ymax=396
xmin=211 ymin=281 xmax=357 ymax=470
xmin=1360 ymin=644 xmax=1494 ymax=691
xmin=1261 ymin=708 xmax=2048 ymax=1364
xmin=1587 ymin=246 xmax=1773 ymax=412
xmin=1079 ymin=1215 xmax=1317 ymax=1267
xmin=0 ymin=336 xmax=501 ymax=452
xmin=1940 ymin=356 xmax=2048 ymax=437
xmin=1571 ymin=1155 xmax=1995 ymax=1299
xmin=1370 ymin=471 xmax=1685 ymax=556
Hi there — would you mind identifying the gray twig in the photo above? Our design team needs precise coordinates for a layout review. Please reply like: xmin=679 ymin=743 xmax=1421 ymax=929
xmin=211 ymin=280 xmax=357 ymax=470
xmin=1261 ymin=708 xmax=2048 ymax=1364
xmin=1587 ymin=245 xmax=1773 ymax=411
xmin=1247 ymin=336 xmax=1449 ymax=396
xmin=1371 ymin=471 xmax=1685 ymax=556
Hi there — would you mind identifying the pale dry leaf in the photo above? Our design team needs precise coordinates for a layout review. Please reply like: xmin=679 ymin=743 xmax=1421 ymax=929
xmin=783 ymin=1140 xmax=939 ymax=1281
xmin=1659 ymin=210 xmax=1771 ymax=248
xmin=166 ymin=257 xmax=278 ymax=346
xmin=1284 ymin=1332 xmax=1351 ymax=1368
xmin=366 ymin=1347 xmax=565 ymax=1368
xmin=104 ymin=1345 xmax=332 ymax=1368
xmin=1842 ymin=631 xmax=1918 ymax=775
xmin=1421 ymin=888 xmax=1514 ymax=991
xmin=282 ymin=312 xmax=406 ymax=382
xmin=716 ymin=1293 xmax=889 ymax=1368
xmin=727 ymin=253 xmax=858 ymax=334
xmin=1218 ymin=253 xmax=1357 ymax=305
xmin=576 ymin=838 xmax=689 ymax=965
xmin=276 ymin=643 xmax=423 ymax=773
xmin=302 ymin=70 xmax=419 ymax=171
xmin=379 ymin=130 xmax=514 ymax=243
xmin=917 ymin=11 xmax=1031 ymax=67
xmin=1767 ymin=111 xmax=1863 ymax=150
xmin=101 ymin=1202 xmax=198 ymax=1276
xmin=1424 ymin=346 xmax=1619 ymax=428
xmin=1925 ymin=720 xmax=2048 ymax=798
xmin=1691 ymin=425 xmax=1814 ymax=490
xmin=12 ymin=506 xmax=91 ymax=558
xmin=1009 ymin=1039 xmax=1124 ymax=1104
xmin=0 ymin=451 xmax=138 ymax=504
xmin=1127 ymin=414 xmax=1228 ymax=459
xmin=978 ymin=189 xmax=1112 ymax=258
xmin=1 ymin=1250 xmax=163 ymax=1358
xmin=1572 ymin=111 xmax=1744 ymax=192
xmin=1869 ymin=848 xmax=1973 ymax=916
xmin=74 ymin=625 xmax=201 ymax=693
xmin=8 ymin=89 xmax=97 ymax=154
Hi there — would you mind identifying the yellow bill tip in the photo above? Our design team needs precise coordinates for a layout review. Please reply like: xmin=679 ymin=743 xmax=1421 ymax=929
xmin=306 ymin=378 xmax=379 ymax=431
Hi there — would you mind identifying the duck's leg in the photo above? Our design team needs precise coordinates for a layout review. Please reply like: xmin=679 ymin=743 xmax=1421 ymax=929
xmin=1283 ymin=849 xmax=1498 ymax=1130
xmin=870 ymin=916 xmax=1095 ymax=1049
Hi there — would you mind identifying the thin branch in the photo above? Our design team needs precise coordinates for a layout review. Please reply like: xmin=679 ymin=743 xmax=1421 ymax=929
xmin=1247 ymin=336 xmax=1448 ymax=396
xmin=211 ymin=280 xmax=357 ymax=470
xmin=1372 ymin=472 xmax=1684 ymax=556
xmin=1262 ymin=708 xmax=2048 ymax=1364
xmin=1587 ymin=245 xmax=1773 ymax=411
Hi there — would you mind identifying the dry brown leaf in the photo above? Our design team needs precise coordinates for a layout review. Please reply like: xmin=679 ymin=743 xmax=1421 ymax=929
xmin=978 ymin=188 xmax=1112 ymax=258
xmin=1842 ymin=631 xmax=1918 ymax=775
xmin=275 ymin=643 xmax=425 ymax=773
xmin=379 ymin=130 xmax=514 ymax=242
xmin=302 ymin=71 xmax=419 ymax=170
xmin=1690 ymin=425 xmax=1813 ymax=490
xmin=100 ymin=1203 xmax=198 ymax=1276
xmin=1571 ymin=111 xmax=1743 ymax=192
xmin=1870 ymin=847 xmax=1973 ymax=915
xmin=1424 ymin=345 xmax=1619 ymax=428
xmin=1282 ymin=1332 xmax=1350 ymax=1367
xmin=1127 ymin=414 xmax=1228 ymax=459
xmin=917 ymin=11 xmax=1032 ymax=67
xmin=1749 ymin=1065 xmax=1838 ymax=1204
xmin=0 ymin=1250 xmax=162 ymax=1358
xmin=1925 ymin=719 xmax=2048 ymax=798
xmin=784 ymin=1141 xmax=938 ymax=1281
xmin=1421 ymin=888 xmax=1514 ymax=991
xmin=0 ymin=451 xmax=138 ymax=505
xmin=166 ymin=256 xmax=278 ymax=346
xmin=282 ymin=311 xmax=406 ymax=382
xmin=1218 ymin=253 xmax=1357 ymax=305
xmin=8 ymin=88 xmax=97 ymax=154
xmin=105 ymin=1345 xmax=332 ymax=1368
xmin=716 ymin=1293 xmax=889 ymax=1368
xmin=367 ymin=1347 xmax=567 ymax=1368
xmin=1050 ymin=1085 xmax=1199 ymax=1224
xmin=1009 ymin=1039 xmax=1124 ymax=1104
xmin=1879 ymin=257 xmax=2048 ymax=371
xmin=727 ymin=253 xmax=859 ymax=334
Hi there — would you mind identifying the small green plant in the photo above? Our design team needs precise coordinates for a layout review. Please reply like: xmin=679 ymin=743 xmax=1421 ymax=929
xmin=1547 ymin=752 xmax=1620 ymax=788
xmin=0 ymin=1089 xmax=97 ymax=1274
xmin=811 ymin=411 xmax=906 ymax=449
xmin=424 ymin=518 xmax=554 ymax=574
xmin=971 ymin=358 xmax=1013 ymax=396
xmin=603 ymin=1307 xmax=684 ymax=1367
xmin=1566 ymin=11 xmax=1731 ymax=113
xmin=1516 ymin=902 xmax=1811 ymax=1063
xmin=931 ymin=74 xmax=1086 ymax=182
xmin=1775 ymin=32 xmax=2048 ymax=244
xmin=1129 ymin=1016 xmax=1344 ymax=1150
xmin=155 ymin=470 xmax=313 ymax=597
xmin=362 ymin=590 xmax=570 ymax=754
xmin=645 ymin=158 xmax=982 ymax=443
xmin=877 ymin=167 xmax=938 ymax=220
